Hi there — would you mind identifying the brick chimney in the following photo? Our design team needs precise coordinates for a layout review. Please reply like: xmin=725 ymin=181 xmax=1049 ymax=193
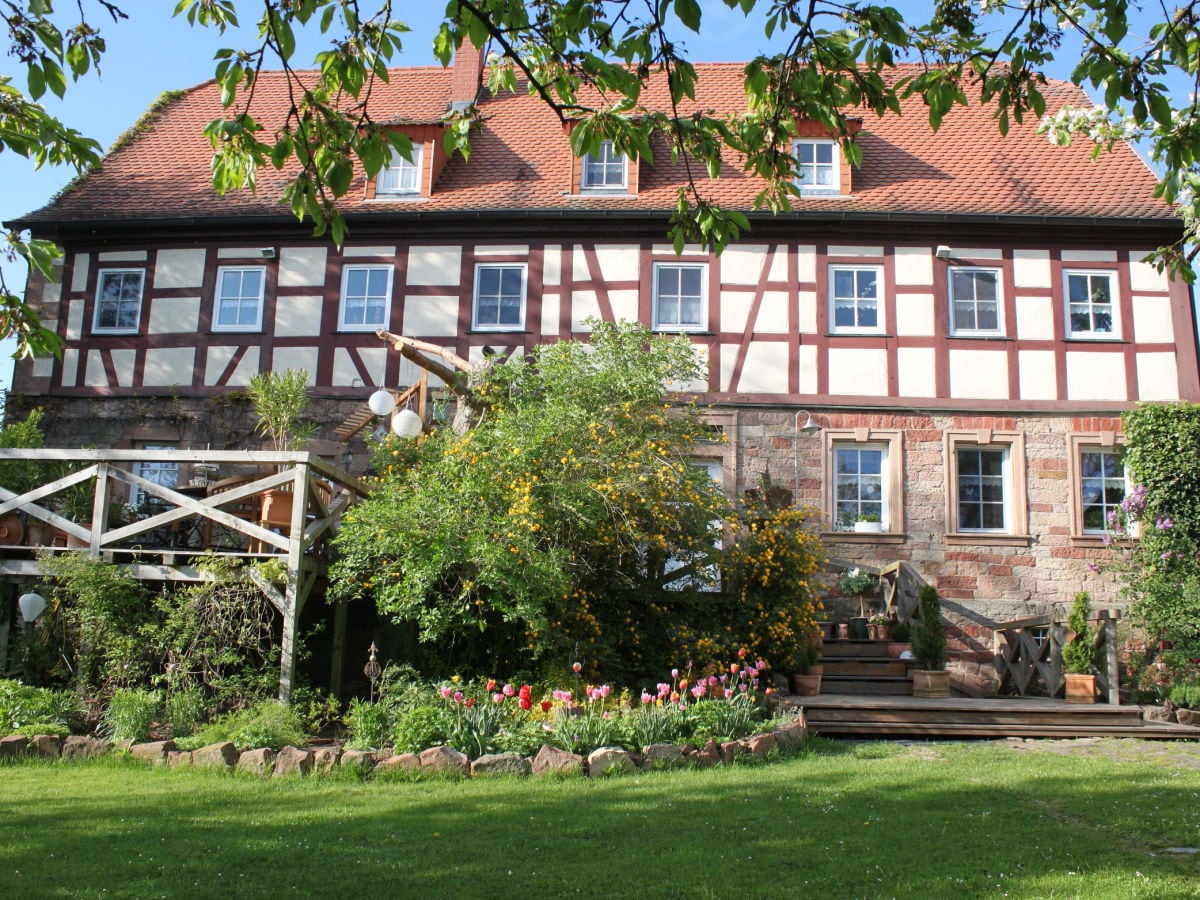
xmin=449 ymin=41 xmax=487 ymax=107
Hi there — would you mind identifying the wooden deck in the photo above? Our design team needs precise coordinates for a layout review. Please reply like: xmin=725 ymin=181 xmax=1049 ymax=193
xmin=781 ymin=693 xmax=1200 ymax=740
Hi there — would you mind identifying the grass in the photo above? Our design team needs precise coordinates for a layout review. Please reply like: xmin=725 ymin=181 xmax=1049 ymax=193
xmin=2 ymin=739 xmax=1199 ymax=898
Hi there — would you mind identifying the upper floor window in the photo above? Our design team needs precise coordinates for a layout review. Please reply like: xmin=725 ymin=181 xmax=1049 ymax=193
xmin=830 ymin=265 xmax=881 ymax=333
xmin=950 ymin=268 xmax=1002 ymax=335
xmin=376 ymin=144 xmax=423 ymax=196
xmin=339 ymin=265 xmax=393 ymax=331
xmin=794 ymin=139 xmax=839 ymax=193
xmin=1065 ymin=270 xmax=1118 ymax=338
xmin=581 ymin=141 xmax=627 ymax=192
xmin=653 ymin=263 xmax=706 ymax=331
xmin=93 ymin=269 xmax=144 ymax=334
xmin=214 ymin=266 xmax=265 ymax=331
xmin=473 ymin=264 xmax=526 ymax=330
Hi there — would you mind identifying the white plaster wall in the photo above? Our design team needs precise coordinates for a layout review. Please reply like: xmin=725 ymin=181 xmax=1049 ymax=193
xmin=403 ymin=295 xmax=459 ymax=336
xmin=828 ymin=348 xmax=888 ymax=396
xmin=895 ymin=292 xmax=935 ymax=336
xmin=278 ymin=247 xmax=328 ymax=286
xmin=406 ymin=247 xmax=461 ymax=286
xmin=70 ymin=253 xmax=89 ymax=293
xmin=670 ymin=350 xmax=710 ymax=393
xmin=795 ymin=245 xmax=816 ymax=283
xmin=66 ymin=300 xmax=84 ymax=341
xmin=1015 ymin=295 xmax=1055 ymax=340
xmin=1012 ymin=250 xmax=1051 ymax=288
xmin=475 ymin=245 xmax=529 ymax=257
xmin=541 ymin=292 xmax=560 ymax=335
xmin=719 ymin=344 xmax=738 ymax=392
xmin=769 ymin=246 xmax=790 ymax=282
xmin=720 ymin=245 xmax=768 ymax=286
xmin=609 ymin=289 xmax=638 ymax=323
xmin=572 ymin=246 xmax=590 ymax=281
xmin=1066 ymin=351 xmax=1127 ymax=401
xmin=953 ymin=248 xmax=1002 ymax=260
xmin=205 ymin=346 xmax=261 ymax=386
xmin=798 ymin=345 xmax=818 ymax=394
xmin=332 ymin=348 xmax=360 ymax=387
xmin=1129 ymin=251 xmax=1170 ymax=292
xmin=1136 ymin=352 xmax=1180 ymax=401
xmin=32 ymin=357 xmax=52 ymax=378
xmin=754 ymin=291 xmax=789 ymax=333
xmin=797 ymin=290 xmax=817 ymax=334
xmin=720 ymin=292 xmax=752 ymax=334
xmin=543 ymin=245 xmax=562 ymax=287
xmin=62 ymin=349 xmax=79 ymax=387
xmin=949 ymin=349 xmax=1009 ymax=399
xmin=894 ymin=247 xmax=933 ymax=285
xmin=652 ymin=244 xmax=705 ymax=256
xmin=737 ymin=342 xmax=790 ymax=393
xmin=271 ymin=347 xmax=318 ymax=379
xmin=111 ymin=349 xmax=135 ymax=387
xmin=85 ymin=350 xmax=106 ymax=387
xmin=1018 ymin=350 xmax=1057 ymax=400
xmin=153 ymin=249 xmax=206 ymax=288
xmin=343 ymin=245 xmax=397 ymax=258
xmin=148 ymin=297 xmax=201 ymax=334
xmin=1061 ymin=249 xmax=1118 ymax=263
xmin=43 ymin=282 xmax=62 ymax=305
xmin=571 ymin=291 xmax=600 ymax=331
xmin=897 ymin=347 xmax=936 ymax=397
xmin=1132 ymin=296 xmax=1175 ymax=343
xmin=98 ymin=250 xmax=147 ymax=262
xmin=828 ymin=245 xmax=883 ymax=258
xmin=218 ymin=247 xmax=263 ymax=259
xmin=143 ymin=347 xmax=196 ymax=387
xmin=273 ymin=296 xmax=323 ymax=337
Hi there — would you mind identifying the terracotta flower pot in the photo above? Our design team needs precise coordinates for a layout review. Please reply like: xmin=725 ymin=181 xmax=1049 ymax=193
xmin=792 ymin=668 xmax=822 ymax=696
xmin=887 ymin=642 xmax=912 ymax=659
xmin=1064 ymin=672 xmax=1097 ymax=704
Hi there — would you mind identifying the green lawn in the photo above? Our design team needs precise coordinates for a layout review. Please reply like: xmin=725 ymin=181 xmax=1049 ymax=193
xmin=2 ymin=740 xmax=1198 ymax=898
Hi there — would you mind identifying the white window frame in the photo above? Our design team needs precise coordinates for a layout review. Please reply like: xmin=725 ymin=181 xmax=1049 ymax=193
xmin=663 ymin=459 xmax=724 ymax=592
xmin=213 ymin=266 xmax=266 ymax=332
xmin=793 ymin=139 xmax=840 ymax=193
xmin=1067 ymin=434 xmax=1128 ymax=537
xmin=652 ymin=262 xmax=707 ymax=332
xmin=1064 ymin=269 xmax=1120 ymax=339
xmin=949 ymin=267 xmax=1003 ymax=336
xmin=823 ymin=428 xmax=904 ymax=535
xmin=93 ymin=268 xmax=145 ymax=334
xmin=375 ymin=143 xmax=423 ymax=196
xmin=832 ymin=442 xmax=889 ymax=531
xmin=472 ymin=263 xmax=527 ymax=331
xmin=829 ymin=264 xmax=883 ymax=334
xmin=954 ymin=445 xmax=1010 ymax=533
xmin=581 ymin=140 xmax=627 ymax=192
xmin=338 ymin=264 xmax=394 ymax=332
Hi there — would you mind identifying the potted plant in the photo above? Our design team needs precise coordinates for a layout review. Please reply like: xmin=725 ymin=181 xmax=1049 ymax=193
xmin=911 ymin=585 xmax=950 ymax=697
xmin=853 ymin=511 xmax=884 ymax=533
xmin=838 ymin=567 xmax=876 ymax=639
xmin=247 ymin=369 xmax=316 ymax=535
xmin=887 ymin=620 xmax=913 ymax=658
xmin=867 ymin=613 xmax=891 ymax=641
xmin=790 ymin=637 xmax=823 ymax=696
xmin=1062 ymin=591 xmax=1100 ymax=704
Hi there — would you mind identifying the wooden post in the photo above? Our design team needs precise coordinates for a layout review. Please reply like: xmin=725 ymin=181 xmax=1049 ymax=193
xmin=277 ymin=461 xmax=309 ymax=702
xmin=1049 ymin=623 xmax=1065 ymax=698
xmin=330 ymin=600 xmax=348 ymax=697
xmin=1104 ymin=615 xmax=1120 ymax=705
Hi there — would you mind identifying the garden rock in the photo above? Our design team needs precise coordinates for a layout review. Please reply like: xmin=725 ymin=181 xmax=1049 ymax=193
xmin=746 ymin=732 xmax=776 ymax=758
xmin=312 ymin=747 xmax=341 ymax=774
xmin=338 ymin=749 xmax=374 ymax=772
xmin=62 ymin=736 xmax=110 ymax=760
xmin=641 ymin=743 xmax=686 ymax=770
xmin=472 ymin=753 xmax=531 ymax=777
xmin=774 ymin=715 xmax=809 ymax=749
xmin=0 ymin=735 xmax=27 ymax=758
xmin=375 ymin=753 xmax=421 ymax=773
xmin=696 ymin=739 xmax=722 ymax=766
xmin=720 ymin=740 xmax=745 ymax=763
xmin=167 ymin=750 xmax=194 ymax=768
xmin=130 ymin=740 xmax=176 ymax=764
xmin=193 ymin=742 xmax=238 ymax=770
xmin=1176 ymin=709 xmax=1200 ymax=727
xmin=587 ymin=746 xmax=635 ymax=777
xmin=531 ymin=744 xmax=583 ymax=776
xmin=419 ymin=745 xmax=470 ymax=776
xmin=237 ymin=748 xmax=275 ymax=776
xmin=273 ymin=746 xmax=314 ymax=777
xmin=1143 ymin=705 xmax=1176 ymax=723
xmin=29 ymin=735 xmax=62 ymax=758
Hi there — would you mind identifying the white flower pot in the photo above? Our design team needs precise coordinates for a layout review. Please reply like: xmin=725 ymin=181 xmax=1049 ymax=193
xmin=853 ymin=520 xmax=884 ymax=533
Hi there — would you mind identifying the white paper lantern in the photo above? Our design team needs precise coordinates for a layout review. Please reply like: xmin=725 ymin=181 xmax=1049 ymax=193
xmin=18 ymin=591 xmax=46 ymax=622
xmin=368 ymin=388 xmax=397 ymax=417
xmin=391 ymin=409 xmax=424 ymax=439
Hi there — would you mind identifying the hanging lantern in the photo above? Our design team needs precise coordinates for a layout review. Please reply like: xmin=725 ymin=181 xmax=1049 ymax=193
xmin=368 ymin=388 xmax=397 ymax=417
xmin=18 ymin=591 xmax=46 ymax=622
xmin=391 ymin=408 xmax=424 ymax=439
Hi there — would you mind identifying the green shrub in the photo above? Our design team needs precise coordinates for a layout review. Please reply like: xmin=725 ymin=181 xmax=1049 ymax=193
xmin=393 ymin=705 xmax=451 ymax=753
xmin=165 ymin=685 xmax=208 ymax=738
xmin=1168 ymin=681 xmax=1200 ymax=709
xmin=890 ymin=621 xmax=912 ymax=643
xmin=912 ymin=585 xmax=947 ymax=670
xmin=101 ymin=688 xmax=161 ymax=742
xmin=1062 ymin=591 xmax=1099 ymax=676
xmin=686 ymin=695 xmax=764 ymax=745
xmin=345 ymin=698 xmax=395 ymax=750
xmin=178 ymin=700 xmax=306 ymax=751
xmin=0 ymin=679 xmax=85 ymax=735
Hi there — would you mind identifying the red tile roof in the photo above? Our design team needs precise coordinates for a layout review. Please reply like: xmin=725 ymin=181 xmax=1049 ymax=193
xmin=18 ymin=62 xmax=1173 ymax=227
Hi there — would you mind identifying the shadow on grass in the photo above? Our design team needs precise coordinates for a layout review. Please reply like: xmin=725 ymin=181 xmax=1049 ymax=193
xmin=0 ymin=745 xmax=1197 ymax=898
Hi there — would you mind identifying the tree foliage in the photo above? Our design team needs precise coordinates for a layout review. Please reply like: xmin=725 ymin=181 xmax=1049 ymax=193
xmin=2 ymin=0 xmax=1196 ymax=359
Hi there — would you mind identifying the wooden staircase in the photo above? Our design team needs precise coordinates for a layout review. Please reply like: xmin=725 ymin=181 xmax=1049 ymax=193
xmin=819 ymin=637 xmax=913 ymax=695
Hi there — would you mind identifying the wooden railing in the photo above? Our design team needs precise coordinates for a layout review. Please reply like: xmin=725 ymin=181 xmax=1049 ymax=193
xmin=993 ymin=609 xmax=1122 ymax=704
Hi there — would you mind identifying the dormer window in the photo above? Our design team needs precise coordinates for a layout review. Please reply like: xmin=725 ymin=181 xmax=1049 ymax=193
xmin=582 ymin=141 xmax=627 ymax=192
xmin=793 ymin=139 xmax=839 ymax=193
xmin=376 ymin=144 xmax=424 ymax=196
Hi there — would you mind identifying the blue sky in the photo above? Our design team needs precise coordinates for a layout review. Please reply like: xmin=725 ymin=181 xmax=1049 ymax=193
xmin=0 ymin=2 xmax=1176 ymax=393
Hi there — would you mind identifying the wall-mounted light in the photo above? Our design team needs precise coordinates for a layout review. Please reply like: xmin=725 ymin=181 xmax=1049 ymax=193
xmin=935 ymin=245 xmax=952 ymax=260
xmin=260 ymin=247 xmax=276 ymax=259
xmin=795 ymin=410 xmax=821 ymax=436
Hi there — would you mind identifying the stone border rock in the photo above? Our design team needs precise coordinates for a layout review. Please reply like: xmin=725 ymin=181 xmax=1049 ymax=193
xmin=0 ymin=712 xmax=808 ymax=780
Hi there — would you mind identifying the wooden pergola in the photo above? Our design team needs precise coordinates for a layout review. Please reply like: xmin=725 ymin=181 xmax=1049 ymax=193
xmin=0 ymin=449 xmax=368 ymax=699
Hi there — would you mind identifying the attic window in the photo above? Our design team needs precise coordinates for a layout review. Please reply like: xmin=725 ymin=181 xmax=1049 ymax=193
xmin=581 ymin=141 xmax=627 ymax=192
xmin=793 ymin=139 xmax=839 ymax=193
xmin=376 ymin=144 xmax=423 ymax=195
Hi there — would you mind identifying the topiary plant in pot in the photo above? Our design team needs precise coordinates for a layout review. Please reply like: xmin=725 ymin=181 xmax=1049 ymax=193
xmin=1062 ymin=591 xmax=1099 ymax=704
xmin=911 ymin=584 xmax=950 ymax=697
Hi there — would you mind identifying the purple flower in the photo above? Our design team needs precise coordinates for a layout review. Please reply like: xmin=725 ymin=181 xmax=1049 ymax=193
xmin=1156 ymin=516 xmax=1174 ymax=530
xmin=1087 ymin=562 xmax=1101 ymax=573
xmin=1101 ymin=533 xmax=1113 ymax=547
xmin=1120 ymin=484 xmax=1147 ymax=518
xmin=1161 ymin=551 xmax=1174 ymax=561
